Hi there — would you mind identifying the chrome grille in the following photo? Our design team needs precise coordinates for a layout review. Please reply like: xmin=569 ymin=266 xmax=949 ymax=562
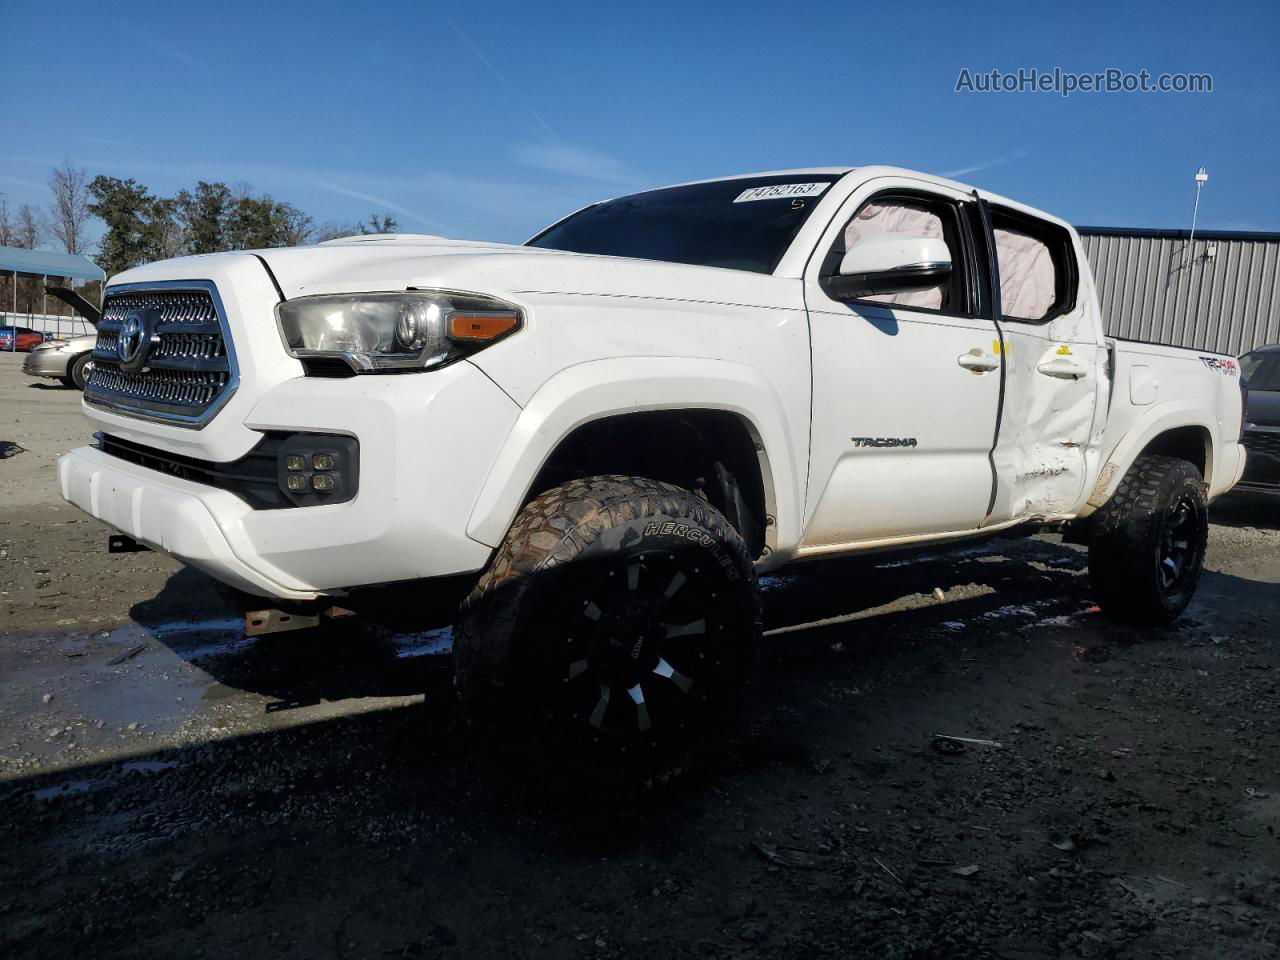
xmin=85 ymin=284 xmax=235 ymax=427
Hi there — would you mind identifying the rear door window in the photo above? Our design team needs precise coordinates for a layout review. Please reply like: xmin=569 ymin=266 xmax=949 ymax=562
xmin=989 ymin=209 xmax=1077 ymax=323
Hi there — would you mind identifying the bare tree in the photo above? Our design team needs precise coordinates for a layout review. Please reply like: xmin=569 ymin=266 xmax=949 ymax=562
xmin=14 ymin=204 xmax=42 ymax=248
xmin=48 ymin=160 xmax=91 ymax=254
xmin=277 ymin=203 xmax=315 ymax=246
xmin=0 ymin=196 xmax=11 ymax=310
xmin=313 ymin=213 xmax=400 ymax=243
xmin=314 ymin=221 xmax=357 ymax=243
xmin=364 ymin=213 xmax=398 ymax=234
xmin=0 ymin=194 xmax=14 ymax=246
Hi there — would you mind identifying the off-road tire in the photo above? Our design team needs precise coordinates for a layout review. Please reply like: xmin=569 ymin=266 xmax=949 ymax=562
xmin=454 ymin=475 xmax=762 ymax=787
xmin=1087 ymin=455 xmax=1209 ymax=624
xmin=65 ymin=353 xmax=92 ymax=391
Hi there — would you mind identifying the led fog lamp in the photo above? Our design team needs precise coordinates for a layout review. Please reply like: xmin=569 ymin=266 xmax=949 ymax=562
xmin=274 ymin=434 xmax=359 ymax=507
xmin=275 ymin=290 xmax=523 ymax=372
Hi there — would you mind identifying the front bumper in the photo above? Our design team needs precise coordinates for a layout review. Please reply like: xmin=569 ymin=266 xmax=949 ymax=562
xmin=23 ymin=348 xmax=72 ymax=379
xmin=59 ymin=361 xmax=520 ymax=600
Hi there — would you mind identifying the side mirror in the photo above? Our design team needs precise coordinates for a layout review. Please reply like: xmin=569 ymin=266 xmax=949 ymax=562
xmin=827 ymin=235 xmax=952 ymax=302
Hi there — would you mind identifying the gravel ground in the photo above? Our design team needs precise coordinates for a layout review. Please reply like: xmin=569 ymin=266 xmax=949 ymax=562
xmin=2 ymin=351 xmax=1280 ymax=959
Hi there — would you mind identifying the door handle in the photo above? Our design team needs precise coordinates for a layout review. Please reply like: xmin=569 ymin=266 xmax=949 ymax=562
xmin=1037 ymin=358 xmax=1088 ymax=380
xmin=957 ymin=352 xmax=1000 ymax=372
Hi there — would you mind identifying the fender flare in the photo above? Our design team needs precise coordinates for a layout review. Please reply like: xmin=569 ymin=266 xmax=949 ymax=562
xmin=465 ymin=356 xmax=802 ymax=551
xmin=1081 ymin=400 xmax=1216 ymax=513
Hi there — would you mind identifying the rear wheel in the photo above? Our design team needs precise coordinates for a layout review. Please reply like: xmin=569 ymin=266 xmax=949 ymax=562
xmin=1087 ymin=455 xmax=1209 ymax=624
xmin=454 ymin=475 xmax=761 ymax=786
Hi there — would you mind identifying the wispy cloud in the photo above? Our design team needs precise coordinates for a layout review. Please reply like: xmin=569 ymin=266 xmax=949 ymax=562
xmin=513 ymin=143 xmax=640 ymax=186
xmin=133 ymin=33 xmax=211 ymax=76
xmin=310 ymin=179 xmax=449 ymax=231
xmin=442 ymin=14 xmax=559 ymax=141
xmin=78 ymin=135 xmax=131 ymax=147
xmin=941 ymin=147 xmax=1031 ymax=179
xmin=0 ymin=149 xmax=607 ymax=242
xmin=0 ymin=173 xmax=45 ymax=192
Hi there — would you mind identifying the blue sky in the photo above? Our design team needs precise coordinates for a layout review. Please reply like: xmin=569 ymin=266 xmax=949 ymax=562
xmin=3 ymin=0 xmax=1278 ymax=250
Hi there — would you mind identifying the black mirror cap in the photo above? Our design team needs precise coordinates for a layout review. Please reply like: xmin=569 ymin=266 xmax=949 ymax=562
xmin=824 ymin=262 xmax=952 ymax=303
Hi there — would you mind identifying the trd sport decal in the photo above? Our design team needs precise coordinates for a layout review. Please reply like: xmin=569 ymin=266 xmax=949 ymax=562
xmin=850 ymin=437 xmax=919 ymax=448
xmin=1198 ymin=356 xmax=1239 ymax=375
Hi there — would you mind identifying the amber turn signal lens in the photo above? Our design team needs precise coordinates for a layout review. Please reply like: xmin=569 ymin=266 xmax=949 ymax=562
xmin=448 ymin=311 xmax=519 ymax=342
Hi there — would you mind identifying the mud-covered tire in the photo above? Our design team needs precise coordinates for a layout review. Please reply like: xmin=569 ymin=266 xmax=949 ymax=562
xmin=1087 ymin=455 xmax=1209 ymax=624
xmin=453 ymin=475 xmax=761 ymax=787
xmin=67 ymin=353 xmax=92 ymax=391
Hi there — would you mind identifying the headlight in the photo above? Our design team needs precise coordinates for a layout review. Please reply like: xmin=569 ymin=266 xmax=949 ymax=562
xmin=275 ymin=290 xmax=522 ymax=372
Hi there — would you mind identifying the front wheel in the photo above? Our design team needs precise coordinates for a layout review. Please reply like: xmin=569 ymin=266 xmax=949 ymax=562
xmin=67 ymin=353 xmax=93 ymax=391
xmin=453 ymin=475 xmax=762 ymax=786
xmin=1087 ymin=455 xmax=1209 ymax=624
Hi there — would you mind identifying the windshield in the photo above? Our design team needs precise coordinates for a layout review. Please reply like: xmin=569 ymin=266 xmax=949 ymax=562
xmin=527 ymin=174 xmax=842 ymax=274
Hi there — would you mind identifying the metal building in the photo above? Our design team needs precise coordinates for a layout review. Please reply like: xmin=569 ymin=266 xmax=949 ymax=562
xmin=1079 ymin=227 xmax=1280 ymax=357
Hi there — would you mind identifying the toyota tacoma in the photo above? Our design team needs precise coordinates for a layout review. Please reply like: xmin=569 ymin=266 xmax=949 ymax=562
xmin=59 ymin=167 xmax=1248 ymax=778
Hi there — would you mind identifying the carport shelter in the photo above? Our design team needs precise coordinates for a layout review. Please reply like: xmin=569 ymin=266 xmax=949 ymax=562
xmin=0 ymin=244 xmax=105 ymax=330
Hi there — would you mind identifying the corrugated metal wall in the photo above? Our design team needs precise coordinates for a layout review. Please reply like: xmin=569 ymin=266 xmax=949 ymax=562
xmin=1079 ymin=229 xmax=1280 ymax=357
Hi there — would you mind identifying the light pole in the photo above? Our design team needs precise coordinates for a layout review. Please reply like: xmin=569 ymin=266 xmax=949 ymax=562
xmin=1188 ymin=167 xmax=1209 ymax=250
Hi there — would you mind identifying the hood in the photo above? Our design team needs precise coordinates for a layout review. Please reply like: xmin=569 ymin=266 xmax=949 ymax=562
xmin=44 ymin=285 xmax=101 ymax=326
xmin=252 ymin=235 xmax=799 ymax=310
xmin=107 ymin=235 xmax=801 ymax=311
xmin=33 ymin=333 xmax=96 ymax=350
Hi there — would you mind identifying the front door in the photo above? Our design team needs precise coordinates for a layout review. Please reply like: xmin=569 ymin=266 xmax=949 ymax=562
xmin=802 ymin=178 xmax=1002 ymax=546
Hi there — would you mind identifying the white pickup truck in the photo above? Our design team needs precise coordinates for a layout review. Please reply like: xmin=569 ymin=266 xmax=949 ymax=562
xmin=60 ymin=166 xmax=1247 ymax=777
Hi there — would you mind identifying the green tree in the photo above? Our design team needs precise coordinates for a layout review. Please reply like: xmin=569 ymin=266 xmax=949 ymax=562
xmin=149 ymin=196 xmax=184 ymax=261
xmin=175 ymin=181 xmax=232 ymax=254
xmin=224 ymin=194 xmax=278 ymax=249
xmin=87 ymin=176 xmax=157 ymax=278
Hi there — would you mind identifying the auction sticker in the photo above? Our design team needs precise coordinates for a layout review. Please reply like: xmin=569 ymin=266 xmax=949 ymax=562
xmin=733 ymin=182 xmax=830 ymax=203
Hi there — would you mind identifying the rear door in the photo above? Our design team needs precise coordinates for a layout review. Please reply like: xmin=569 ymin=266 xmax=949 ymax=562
xmin=802 ymin=177 xmax=1002 ymax=546
xmin=980 ymin=203 xmax=1105 ymax=520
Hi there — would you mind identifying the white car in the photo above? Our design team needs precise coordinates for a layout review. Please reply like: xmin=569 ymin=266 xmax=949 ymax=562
xmin=59 ymin=166 xmax=1247 ymax=779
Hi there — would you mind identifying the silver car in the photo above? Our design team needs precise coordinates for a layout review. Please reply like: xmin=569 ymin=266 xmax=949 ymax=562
xmin=23 ymin=286 xmax=100 ymax=390
xmin=22 ymin=333 xmax=97 ymax=390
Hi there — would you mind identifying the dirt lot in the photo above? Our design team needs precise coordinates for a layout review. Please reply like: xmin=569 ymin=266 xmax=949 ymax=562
xmin=2 ymin=350 xmax=1279 ymax=959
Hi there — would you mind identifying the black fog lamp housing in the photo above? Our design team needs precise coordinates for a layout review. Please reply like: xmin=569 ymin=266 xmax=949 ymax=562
xmin=277 ymin=434 xmax=359 ymax=506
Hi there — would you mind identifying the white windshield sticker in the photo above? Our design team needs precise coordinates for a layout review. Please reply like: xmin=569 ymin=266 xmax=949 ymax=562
xmin=733 ymin=182 xmax=830 ymax=203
